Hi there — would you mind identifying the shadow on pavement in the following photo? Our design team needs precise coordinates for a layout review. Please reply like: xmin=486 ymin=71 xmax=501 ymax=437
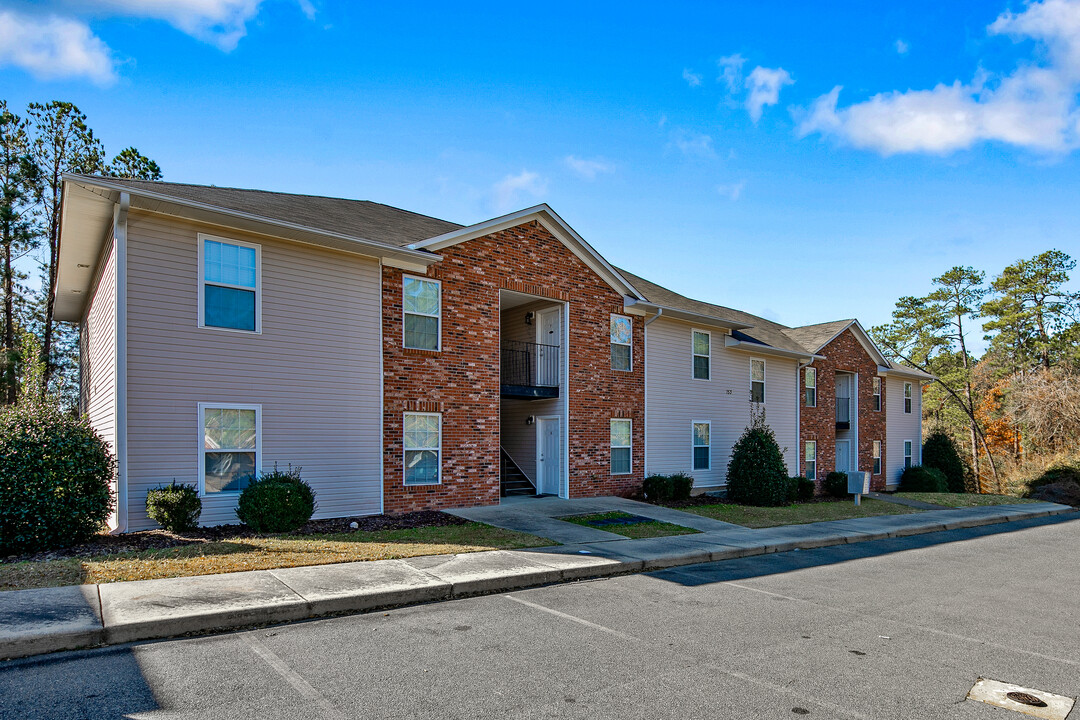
xmin=647 ymin=513 xmax=1077 ymax=587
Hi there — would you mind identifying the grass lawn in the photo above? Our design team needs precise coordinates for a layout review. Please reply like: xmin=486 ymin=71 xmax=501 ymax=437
xmin=0 ymin=523 xmax=553 ymax=592
xmin=894 ymin=492 xmax=1038 ymax=508
xmin=559 ymin=511 xmax=700 ymax=539
xmin=673 ymin=498 xmax=922 ymax=528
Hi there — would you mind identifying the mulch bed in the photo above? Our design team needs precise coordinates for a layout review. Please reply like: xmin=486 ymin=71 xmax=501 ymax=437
xmin=2 ymin=510 xmax=468 ymax=565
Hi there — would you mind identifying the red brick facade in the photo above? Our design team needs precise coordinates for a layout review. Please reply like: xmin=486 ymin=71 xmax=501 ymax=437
xmin=800 ymin=329 xmax=888 ymax=491
xmin=382 ymin=220 xmax=645 ymax=512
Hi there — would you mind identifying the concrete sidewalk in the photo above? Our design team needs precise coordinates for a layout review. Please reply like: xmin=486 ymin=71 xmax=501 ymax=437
xmin=1 ymin=501 xmax=1073 ymax=661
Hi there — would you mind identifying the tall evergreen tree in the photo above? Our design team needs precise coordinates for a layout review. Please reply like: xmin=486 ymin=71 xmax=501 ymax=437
xmin=106 ymin=147 xmax=162 ymax=180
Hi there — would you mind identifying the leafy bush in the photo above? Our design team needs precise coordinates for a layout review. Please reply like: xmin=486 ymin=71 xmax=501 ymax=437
xmin=1026 ymin=465 xmax=1080 ymax=495
xmin=235 ymin=466 xmax=316 ymax=533
xmin=146 ymin=481 xmax=202 ymax=532
xmin=823 ymin=471 xmax=849 ymax=498
xmin=0 ymin=403 xmax=115 ymax=554
xmin=793 ymin=476 xmax=815 ymax=501
xmin=899 ymin=465 xmax=948 ymax=493
xmin=726 ymin=408 xmax=791 ymax=506
xmin=669 ymin=472 xmax=694 ymax=501
xmin=642 ymin=474 xmax=673 ymax=502
xmin=921 ymin=431 xmax=967 ymax=493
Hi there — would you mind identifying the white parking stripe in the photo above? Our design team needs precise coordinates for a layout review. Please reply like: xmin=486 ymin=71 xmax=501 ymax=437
xmin=240 ymin=631 xmax=347 ymax=720
xmin=505 ymin=595 xmax=641 ymax=642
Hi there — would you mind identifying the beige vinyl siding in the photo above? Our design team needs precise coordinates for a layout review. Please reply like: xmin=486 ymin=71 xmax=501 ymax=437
xmin=82 ymin=237 xmax=119 ymax=527
xmin=645 ymin=317 xmax=798 ymax=488
xmin=125 ymin=212 xmax=383 ymax=528
xmin=499 ymin=301 xmax=564 ymax=483
xmin=885 ymin=376 xmax=922 ymax=487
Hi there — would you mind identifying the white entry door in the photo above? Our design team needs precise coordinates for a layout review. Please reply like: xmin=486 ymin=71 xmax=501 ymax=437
xmin=536 ymin=308 xmax=559 ymax=387
xmin=835 ymin=440 xmax=851 ymax=473
xmin=537 ymin=417 xmax=561 ymax=496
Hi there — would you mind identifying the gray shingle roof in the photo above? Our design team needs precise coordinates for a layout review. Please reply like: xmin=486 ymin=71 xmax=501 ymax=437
xmin=617 ymin=268 xmax=814 ymax=355
xmin=781 ymin=319 xmax=855 ymax=354
xmin=80 ymin=176 xmax=462 ymax=249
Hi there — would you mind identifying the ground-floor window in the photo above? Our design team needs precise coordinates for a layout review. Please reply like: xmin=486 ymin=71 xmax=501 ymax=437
xmin=199 ymin=403 xmax=260 ymax=495
xmin=610 ymin=419 xmax=631 ymax=474
xmin=692 ymin=421 xmax=710 ymax=470
xmin=873 ymin=440 xmax=881 ymax=475
xmin=904 ymin=440 xmax=913 ymax=469
xmin=805 ymin=440 xmax=817 ymax=481
xmin=404 ymin=412 xmax=441 ymax=485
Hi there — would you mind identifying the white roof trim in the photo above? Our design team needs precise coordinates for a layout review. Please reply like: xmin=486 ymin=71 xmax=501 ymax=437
xmin=412 ymin=204 xmax=643 ymax=299
xmin=806 ymin=319 xmax=890 ymax=366
xmin=625 ymin=299 xmax=753 ymax=331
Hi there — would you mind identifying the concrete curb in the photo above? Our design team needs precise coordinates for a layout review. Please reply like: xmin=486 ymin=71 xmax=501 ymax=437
xmin=1 ymin=502 xmax=1073 ymax=661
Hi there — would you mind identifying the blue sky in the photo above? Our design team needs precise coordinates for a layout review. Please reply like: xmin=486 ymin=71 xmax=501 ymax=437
xmin=2 ymin=0 xmax=1079 ymax=338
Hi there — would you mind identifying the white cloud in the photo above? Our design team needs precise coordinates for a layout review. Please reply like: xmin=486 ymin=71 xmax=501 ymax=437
xmin=797 ymin=0 xmax=1080 ymax=155
xmin=0 ymin=11 xmax=115 ymax=84
xmin=682 ymin=67 xmax=703 ymax=87
xmin=669 ymin=129 xmax=716 ymax=159
xmin=745 ymin=66 xmax=794 ymax=122
xmin=564 ymin=155 xmax=614 ymax=180
xmin=716 ymin=180 xmax=745 ymax=201
xmin=717 ymin=53 xmax=745 ymax=91
xmin=78 ymin=0 xmax=265 ymax=51
xmin=490 ymin=170 xmax=547 ymax=213
xmin=895 ymin=38 xmax=909 ymax=55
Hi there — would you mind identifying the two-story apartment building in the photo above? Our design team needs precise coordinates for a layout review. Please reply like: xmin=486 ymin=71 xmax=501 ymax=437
xmin=58 ymin=175 xmax=928 ymax=530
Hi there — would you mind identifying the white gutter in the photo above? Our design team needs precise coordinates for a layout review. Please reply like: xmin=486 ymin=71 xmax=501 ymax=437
xmin=724 ymin=335 xmax=819 ymax=363
xmin=112 ymin=193 xmax=129 ymax=534
xmin=627 ymin=298 xmax=752 ymax=332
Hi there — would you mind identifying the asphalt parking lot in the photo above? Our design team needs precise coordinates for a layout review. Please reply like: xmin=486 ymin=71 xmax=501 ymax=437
xmin=1 ymin=513 xmax=1076 ymax=720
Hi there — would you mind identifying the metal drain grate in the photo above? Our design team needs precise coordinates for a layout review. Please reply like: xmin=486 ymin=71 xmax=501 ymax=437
xmin=967 ymin=678 xmax=1074 ymax=719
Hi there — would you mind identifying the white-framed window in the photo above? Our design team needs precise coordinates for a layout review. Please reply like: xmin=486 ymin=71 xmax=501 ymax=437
xmin=198 ymin=234 xmax=260 ymax=333
xmin=198 ymin=403 xmax=260 ymax=495
xmin=403 ymin=412 xmax=441 ymax=485
xmin=873 ymin=440 xmax=881 ymax=475
xmin=610 ymin=314 xmax=632 ymax=371
xmin=904 ymin=382 xmax=913 ymax=414
xmin=750 ymin=358 xmax=766 ymax=403
xmin=692 ymin=330 xmax=710 ymax=380
xmin=904 ymin=440 xmax=913 ymax=469
xmin=403 ymin=276 xmax=441 ymax=351
xmin=805 ymin=367 xmax=817 ymax=407
xmin=610 ymin=419 xmax=632 ymax=475
xmin=805 ymin=440 xmax=817 ymax=481
xmin=692 ymin=421 xmax=710 ymax=470
xmin=872 ymin=377 xmax=882 ymax=411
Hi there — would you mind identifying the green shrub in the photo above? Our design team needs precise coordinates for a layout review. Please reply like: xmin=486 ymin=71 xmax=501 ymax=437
xmin=921 ymin=431 xmax=967 ymax=493
xmin=726 ymin=408 xmax=791 ymax=506
xmin=899 ymin=465 xmax=948 ymax=493
xmin=145 ymin=481 xmax=202 ymax=532
xmin=642 ymin=474 xmax=673 ymax=502
xmin=1026 ymin=465 xmax=1080 ymax=495
xmin=0 ymin=403 xmax=115 ymax=554
xmin=235 ymin=466 xmax=316 ymax=533
xmin=823 ymin=471 xmax=849 ymax=498
xmin=793 ymin=476 xmax=815 ymax=501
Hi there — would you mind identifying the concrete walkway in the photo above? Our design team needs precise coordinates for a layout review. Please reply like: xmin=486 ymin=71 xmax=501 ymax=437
xmin=0 ymin=500 xmax=1073 ymax=662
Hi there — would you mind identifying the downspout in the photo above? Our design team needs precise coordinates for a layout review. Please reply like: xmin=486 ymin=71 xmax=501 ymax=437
xmin=112 ymin=193 xmax=130 ymax=533
xmin=642 ymin=308 xmax=663 ymax=477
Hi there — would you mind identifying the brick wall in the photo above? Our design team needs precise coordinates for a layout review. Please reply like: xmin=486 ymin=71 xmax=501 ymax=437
xmin=800 ymin=329 xmax=888 ymax=492
xmin=382 ymin=220 xmax=645 ymax=512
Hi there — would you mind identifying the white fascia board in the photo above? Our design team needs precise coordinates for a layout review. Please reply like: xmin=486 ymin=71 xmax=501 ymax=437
xmin=725 ymin=335 xmax=818 ymax=362
xmin=412 ymin=204 xmax=643 ymax=299
xmin=878 ymin=363 xmax=936 ymax=382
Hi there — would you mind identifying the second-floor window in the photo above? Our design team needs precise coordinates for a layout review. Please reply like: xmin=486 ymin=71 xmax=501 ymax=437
xmin=805 ymin=367 xmax=817 ymax=407
xmin=872 ymin=377 xmax=882 ymax=411
xmin=610 ymin=314 xmax=632 ymax=371
xmin=200 ymin=235 xmax=260 ymax=332
xmin=692 ymin=330 xmax=710 ymax=380
xmin=904 ymin=382 xmax=913 ymax=414
xmin=403 ymin=276 xmax=440 ymax=351
xmin=751 ymin=358 xmax=766 ymax=403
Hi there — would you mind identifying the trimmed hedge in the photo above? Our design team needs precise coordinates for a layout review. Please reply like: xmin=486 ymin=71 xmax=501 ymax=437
xmin=642 ymin=473 xmax=694 ymax=502
xmin=235 ymin=466 xmax=316 ymax=533
xmin=822 ymin=471 xmax=848 ymax=498
xmin=0 ymin=404 xmax=115 ymax=553
xmin=899 ymin=465 xmax=948 ymax=493
xmin=793 ymin=476 xmax=815 ymax=501
xmin=726 ymin=409 xmax=791 ymax=507
xmin=921 ymin=431 xmax=967 ymax=493
xmin=146 ymin=481 xmax=202 ymax=532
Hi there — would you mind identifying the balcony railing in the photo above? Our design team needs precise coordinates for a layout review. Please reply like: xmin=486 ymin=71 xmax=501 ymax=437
xmin=835 ymin=396 xmax=851 ymax=427
xmin=501 ymin=340 xmax=559 ymax=399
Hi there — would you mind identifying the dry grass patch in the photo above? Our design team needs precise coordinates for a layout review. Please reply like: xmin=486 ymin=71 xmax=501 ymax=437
xmin=674 ymin=498 xmax=921 ymax=528
xmin=0 ymin=523 xmax=552 ymax=592
xmin=894 ymin=492 xmax=1038 ymax=508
